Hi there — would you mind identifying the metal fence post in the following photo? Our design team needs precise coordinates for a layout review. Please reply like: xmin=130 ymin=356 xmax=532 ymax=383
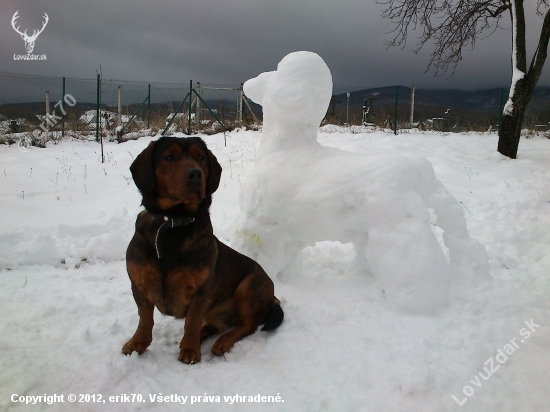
xmin=147 ymin=84 xmax=151 ymax=129
xmin=345 ymin=92 xmax=350 ymax=126
xmin=96 ymin=74 xmax=100 ymax=142
xmin=97 ymin=74 xmax=104 ymax=164
xmin=196 ymin=82 xmax=201 ymax=130
xmin=62 ymin=77 xmax=65 ymax=137
xmin=45 ymin=90 xmax=50 ymax=133
xmin=394 ymin=86 xmax=398 ymax=135
xmin=410 ymin=84 xmax=415 ymax=128
xmin=188 ymin=80 xmax=193 ymax=135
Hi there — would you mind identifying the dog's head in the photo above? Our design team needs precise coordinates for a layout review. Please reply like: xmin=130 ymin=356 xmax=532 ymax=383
xmin=130 ymin=136 xmax=222 ymax=216
xmin=244 ymin=51 xmax=333 ymax=131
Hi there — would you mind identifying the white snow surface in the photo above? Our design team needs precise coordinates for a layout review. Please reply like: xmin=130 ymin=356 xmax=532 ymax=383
xmin=235 ymin=52 xmax=487 ymax=314
xmin=1 ymin=129 xmax=550 ymax=411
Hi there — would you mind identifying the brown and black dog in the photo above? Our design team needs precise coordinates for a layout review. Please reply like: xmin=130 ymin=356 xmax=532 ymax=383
xmin=122 ymin=136 xmax=283 ymax=364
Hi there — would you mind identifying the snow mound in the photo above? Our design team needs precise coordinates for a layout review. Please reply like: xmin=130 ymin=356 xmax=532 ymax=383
xmin=0 ymin=208 xmax=133 ymax=269
xmin=234 ymin=51 xmax=488 ymax=313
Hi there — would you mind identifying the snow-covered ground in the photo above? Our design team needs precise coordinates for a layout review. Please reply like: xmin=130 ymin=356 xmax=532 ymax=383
xmin=0 ymin=129 xmax=549 ymax=411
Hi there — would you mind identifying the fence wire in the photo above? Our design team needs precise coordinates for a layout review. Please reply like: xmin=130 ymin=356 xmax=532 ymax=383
xmin=2 ymin=71 xmax=545 ymax=139
xmin=0 ymin=72 xmax=249 ymax=137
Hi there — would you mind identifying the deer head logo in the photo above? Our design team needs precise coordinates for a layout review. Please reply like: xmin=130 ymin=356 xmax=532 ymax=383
xmin=11 ymin=11 xmax=49 ymax=54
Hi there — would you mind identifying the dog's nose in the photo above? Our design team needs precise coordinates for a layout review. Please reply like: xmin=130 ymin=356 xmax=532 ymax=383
xmin=186 ymin=168 xmax=203 ymax=182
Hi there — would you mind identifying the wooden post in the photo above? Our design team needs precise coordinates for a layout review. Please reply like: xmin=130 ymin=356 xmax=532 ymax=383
xmin=238 ymin=83 xmax=243 ymax=124
xmin=117 ymin=85 xmax=122 ymax=128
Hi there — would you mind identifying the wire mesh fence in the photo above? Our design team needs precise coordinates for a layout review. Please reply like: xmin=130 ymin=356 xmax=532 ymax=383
xmin=1 ymin=71 xmax=548 ymax=146
xmin=0 ymin=72 xmax=250 ymax=143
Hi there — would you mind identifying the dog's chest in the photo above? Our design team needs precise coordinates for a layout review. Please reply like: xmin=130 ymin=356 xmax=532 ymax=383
xmin=127 ymin=261 xmax=209 ymax=318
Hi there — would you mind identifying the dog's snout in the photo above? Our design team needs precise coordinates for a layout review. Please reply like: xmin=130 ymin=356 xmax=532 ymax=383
xmin=186 ymin=168 xmax=203 ymax=182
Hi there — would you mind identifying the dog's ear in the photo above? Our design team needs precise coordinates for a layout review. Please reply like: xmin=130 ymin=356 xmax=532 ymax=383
xmin=206 ymin=147 xmax=222 ymax=194
xmin=130 ymin=141 xmax=156 ymax=194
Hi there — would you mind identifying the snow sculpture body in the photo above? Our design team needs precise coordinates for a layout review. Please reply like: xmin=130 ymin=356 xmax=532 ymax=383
xmin=233 ymin=51 xmax=487 ymax=313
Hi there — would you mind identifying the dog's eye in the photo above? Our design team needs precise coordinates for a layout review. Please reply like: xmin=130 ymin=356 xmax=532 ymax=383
xmin=164 ymin=154 xmax=175 ymax=161
xmin=197 ymin=155 xmax=204 ymax=161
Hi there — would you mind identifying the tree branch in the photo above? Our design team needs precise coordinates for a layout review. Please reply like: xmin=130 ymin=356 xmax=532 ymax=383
xmin=526 ymin=5 xmax=550 ymax=96
xmin=378 ymin=0 xmax=511 ymax=76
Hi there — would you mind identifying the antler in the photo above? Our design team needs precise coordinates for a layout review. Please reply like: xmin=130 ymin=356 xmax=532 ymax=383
xmin=29 ymin=13 xmax=49 ymax=40
xmin=11 ymin=11 xmax=48 ymax=40
xmin=11 ymin=10 xmax=28 ymax=37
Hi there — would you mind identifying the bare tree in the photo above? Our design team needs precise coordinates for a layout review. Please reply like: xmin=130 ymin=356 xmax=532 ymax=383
xmin=379 ymin=0 xmax=550 ymax=159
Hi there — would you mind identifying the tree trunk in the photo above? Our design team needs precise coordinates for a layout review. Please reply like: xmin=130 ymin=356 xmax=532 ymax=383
xmin=497 ymin=100 xmax=526 ymax=159
xmin=497 ymin=1 xmax=550 ymax=159
xmin=497 ymin=0 xmax=526 ymax=159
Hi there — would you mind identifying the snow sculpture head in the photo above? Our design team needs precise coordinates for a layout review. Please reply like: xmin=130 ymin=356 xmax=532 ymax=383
xmin=244 ymin=51 xmax=333 ymax=134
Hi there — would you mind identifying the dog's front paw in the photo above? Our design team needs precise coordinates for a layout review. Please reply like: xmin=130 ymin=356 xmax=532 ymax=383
xmin=122 ymin=338 xmax=151 ymax=355
xmin=178 ymin=345 xmax=202 ymax=364
xmin=211 ymin=334 xmax=235 ymax=356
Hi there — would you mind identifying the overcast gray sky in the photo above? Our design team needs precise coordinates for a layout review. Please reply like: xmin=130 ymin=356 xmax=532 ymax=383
xmin=1 ymin=0 xmax=549 ymax=91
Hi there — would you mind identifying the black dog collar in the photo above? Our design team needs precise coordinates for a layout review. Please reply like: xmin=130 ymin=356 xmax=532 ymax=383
xmin=154 ymin=215 xmax=195 ymax=259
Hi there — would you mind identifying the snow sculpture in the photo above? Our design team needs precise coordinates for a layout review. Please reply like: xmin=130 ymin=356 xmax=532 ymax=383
xmin=233 ymin=51 xmax=488 ymax=313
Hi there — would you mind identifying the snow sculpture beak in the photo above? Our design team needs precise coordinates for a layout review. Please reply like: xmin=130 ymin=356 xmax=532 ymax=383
xmin=243 ymin=71 xmax=275 ymax=106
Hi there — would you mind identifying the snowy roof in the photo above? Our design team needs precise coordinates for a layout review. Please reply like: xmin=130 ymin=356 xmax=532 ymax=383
xmin=167 ymin=113 xmax=195 ymax=120
xmin=79 ymin=110 xmax=130 ymax=124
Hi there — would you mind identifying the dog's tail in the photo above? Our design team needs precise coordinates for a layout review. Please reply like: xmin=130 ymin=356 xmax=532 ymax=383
xmin=261 ymin=299 xmax=284 ymax=331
